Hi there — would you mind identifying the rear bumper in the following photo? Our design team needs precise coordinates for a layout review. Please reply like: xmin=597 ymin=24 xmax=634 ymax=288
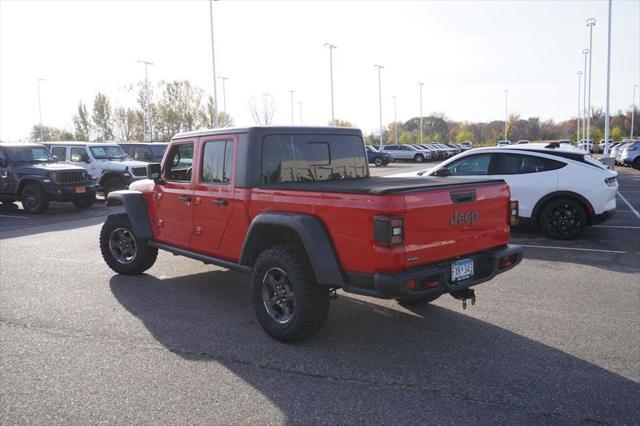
xmin=343 ymin=244 xmax=523 ymax=299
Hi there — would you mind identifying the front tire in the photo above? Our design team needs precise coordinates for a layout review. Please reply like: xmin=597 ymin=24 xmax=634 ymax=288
xmin=539 ymin=198 xmax=587 ymax=240
xmin=73 ymin=193 xmax=96 ymax=209
xmin=100 ymin=213 xmax=158 ymax=274
xmin=250 ymin=245 xmax=330 ymax=342
xmin=103 ymin=178 xmax=126 ymax=197
xmin=632 ymin=158 xmax=640 ymax=170
xmin=21 ymin=184 xmax=49 ymax=214
xmin=374 ymin=157 xmax=383 ymax=167
xmin=414 ymin=154 xmax=424 ymax=163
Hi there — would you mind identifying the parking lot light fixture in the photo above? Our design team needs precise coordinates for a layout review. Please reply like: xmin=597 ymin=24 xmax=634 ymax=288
xmin=324 ymin=43 xmax=336 ymax=124
xmin=392 ymin=95 xmax=398 ymax=144
xmin=577 ymin=71 xmax=582 ymax=143
xmin=418 ymin=82 xmax=424 ymax=144
xmin=374 ymin=64 xmax=384 ymax=145
xmin=37 ymin=78 xmax=45 ymax=141
xmin=586 ymin=18 xmax=596 ymax=146
xmin=504 ymin=90 xmax=508 ymax=141
xmin=298 ymin=101 xmax=303 ymax=125
xmin=219 ymin=76 xmax=229 ymax=113
xmin=289 ymin=90 xmax=295 ymax=125
xmin=603 ymin=2 xmax=612 ymax=157
xmin=209 ymin=0 xmax=219 ymax=128
xmin=137 ymin=60 xmax=154 ymax=141
xmin=582 ymin=49 xmax=589 ymax=142
xmin=631 ymin=84 xmax=637 ymax=139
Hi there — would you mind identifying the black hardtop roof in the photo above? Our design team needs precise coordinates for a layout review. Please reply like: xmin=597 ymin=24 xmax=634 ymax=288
xmin=172 ymin=126 xmax=363 ymax=141
xmin=117 ymin=141 xmax=168 ymax=145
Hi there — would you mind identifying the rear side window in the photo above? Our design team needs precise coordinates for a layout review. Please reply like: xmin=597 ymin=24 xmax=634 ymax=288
xmin=51 ymin=146 xmax=66 ymax=161
xmin=164 ymin=143 xmax=194 ymax=182
xmin=447 ymin=154 xmax=492 ymax=176
xmin=201 ymin=140 xmax=233 ymax=184
xmin=493 ymin=154 xmax=565 ymax=175
xmin=70 ymin=147 xmax=87 ymax=162
xmin=261 ymin=134 xmax=367 ymax=183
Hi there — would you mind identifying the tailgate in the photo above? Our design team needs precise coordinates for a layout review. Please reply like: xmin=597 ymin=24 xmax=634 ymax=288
xmin=402 ymin=182 xmax=511 ymax=268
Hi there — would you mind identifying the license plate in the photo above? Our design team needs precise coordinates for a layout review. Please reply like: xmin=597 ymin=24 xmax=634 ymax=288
xmin=75 ymin=186 xmax=86 ymax=194
xmin=451 ymin=258 xmax=474 ymax=282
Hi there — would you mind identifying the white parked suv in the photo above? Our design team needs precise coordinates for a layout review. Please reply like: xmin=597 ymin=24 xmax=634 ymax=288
xmin=390 ymin=144 xmax=617 ymax=239
xmin=379 ymin=144 xmax=432 ymax=162
xmin=43 ymin=142 xmax=149 ymax=195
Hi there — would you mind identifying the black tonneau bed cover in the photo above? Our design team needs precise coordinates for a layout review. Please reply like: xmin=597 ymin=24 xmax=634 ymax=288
xmin=259 ymin=176 xmax=505 ymax=195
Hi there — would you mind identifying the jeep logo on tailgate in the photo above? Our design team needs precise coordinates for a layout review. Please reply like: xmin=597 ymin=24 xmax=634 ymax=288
xmin=449 ymin=209 xmax=479 ymax=226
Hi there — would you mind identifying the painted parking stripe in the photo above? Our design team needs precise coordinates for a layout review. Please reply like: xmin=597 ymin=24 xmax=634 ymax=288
xmin=0 ymin=215 xmax=28 ymax=220
xmin=519 ymin=244 xmax=626 ymax=254
xmin=617 ymin=192 xmax=640 ymax=219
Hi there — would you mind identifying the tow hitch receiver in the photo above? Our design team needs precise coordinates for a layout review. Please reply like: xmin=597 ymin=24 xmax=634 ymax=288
xmin=451 ymin=289 xmax=476 ymax=310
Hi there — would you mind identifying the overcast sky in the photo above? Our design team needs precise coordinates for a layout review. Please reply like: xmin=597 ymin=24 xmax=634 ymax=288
xmin=0 ymin=0 xmax=638 ymax=141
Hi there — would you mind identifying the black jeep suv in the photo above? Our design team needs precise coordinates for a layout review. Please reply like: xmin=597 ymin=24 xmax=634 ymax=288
xmin=0 ymin=143 xmax=96 ymax=214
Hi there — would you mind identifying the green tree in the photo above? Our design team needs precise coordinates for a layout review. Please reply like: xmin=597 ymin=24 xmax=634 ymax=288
xmin=610 ymin=126 xmax=623 ymax=141
xmin=72 ymin=101 xmax=91 ymax=141
xmin=30 ymin=125 xmax=74 ymax=142
xmin=114 ymin=107 xmax=144 ymax=141
xmin=92 ymin=93 xmax=114 ymax=141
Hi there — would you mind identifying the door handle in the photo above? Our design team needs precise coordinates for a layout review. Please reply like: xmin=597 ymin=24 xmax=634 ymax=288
xmin=213 ymin=198 xmax=228 ymax=206
xmin=179 ymin=195 xmax=191 ymax=203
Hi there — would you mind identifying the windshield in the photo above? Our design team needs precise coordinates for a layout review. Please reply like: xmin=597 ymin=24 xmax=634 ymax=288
xmin=89 ymin=145 xmax=127 ymax=160
xmin=5 ymin=146 xmax=54 ymax=163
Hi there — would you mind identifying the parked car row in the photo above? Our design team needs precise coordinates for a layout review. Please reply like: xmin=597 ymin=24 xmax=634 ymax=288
xmin=390 ymin=143 xmax=618 ymax=240
xmin=613 ymin=140 xmax=640 ymax=169
xmin=0 ymin=141 xmax=168 ymax=214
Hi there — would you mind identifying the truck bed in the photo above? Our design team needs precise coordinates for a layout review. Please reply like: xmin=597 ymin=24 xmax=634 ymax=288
xmin=259 ymin=176 xmax=505 ymax=195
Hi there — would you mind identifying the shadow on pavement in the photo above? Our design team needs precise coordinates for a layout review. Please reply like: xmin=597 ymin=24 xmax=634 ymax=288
xmin=110 ymin=270 xmax=639 ymax=424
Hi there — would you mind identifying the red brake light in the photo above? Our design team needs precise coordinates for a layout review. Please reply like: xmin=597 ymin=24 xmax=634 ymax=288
xmin=374 ymin=215 xmax=404 ymax=246
xmin=510 ymin=201 xmax=519 ymax=225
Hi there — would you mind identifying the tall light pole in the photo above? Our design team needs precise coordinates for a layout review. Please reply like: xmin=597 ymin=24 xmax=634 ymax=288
xmin=37 ymin=78 xmax=45 ymax=141
xmin=289 ymin=89 xmax=295 ymax=125
xmin=374 ymin=64 xmax=384 ymax=145
xmin=209 ymin=0 xmax=219 ymax=127
xmin=586 ymin=18 xmax=596 ymax=145
xmin=218 ymin=76 xmax=229 ymax=113
xmin=577 ymin=71 xmax=582 ymax=143
xmin=582 ymin=49 xmax=589 ymax=142
xmin=504 ymin=90 xmax=509 ymax=141
xmin=392 ymin=95 xmax=398 ymax=144
xmin=324 ymin=42 xmax=336 ymax=125
xmin=603 ymin=2 xmax=612 ymax=157
xmin=298 ymin=101 xmax=303 ymax=125
xmin=418 ymin=82 xmax=424 ymax=144
xmin=138 ymin=60 xmax=153 ymax=141
xmin=632 ymin=84 xmax=638 ymax=139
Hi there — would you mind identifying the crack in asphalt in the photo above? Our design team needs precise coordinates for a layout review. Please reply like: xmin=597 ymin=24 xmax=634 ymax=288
xmin=0 ymin=319 xmax=612 ymax=425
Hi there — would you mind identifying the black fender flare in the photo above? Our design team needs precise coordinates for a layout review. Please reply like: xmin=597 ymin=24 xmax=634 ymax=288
xmin=239 ymin=212 xmax=345 ymax=286
xmin=106 ymin=190 xmax=153 ymax=240
xmin=531 ymin=191 xmax=594 ymax=225
xmin=16 ymin=176 xmax=47 ymax=195
xmin=100 ymin=171 xmax=128 ymax=187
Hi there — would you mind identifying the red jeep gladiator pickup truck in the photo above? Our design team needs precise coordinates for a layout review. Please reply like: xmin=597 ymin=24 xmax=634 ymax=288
xmin=100 ymin=127 xmax=522 ymax=342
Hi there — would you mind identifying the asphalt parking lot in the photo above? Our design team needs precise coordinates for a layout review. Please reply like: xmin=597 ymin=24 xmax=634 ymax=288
xmin=1 ymin=163 xmax=638 ymax=424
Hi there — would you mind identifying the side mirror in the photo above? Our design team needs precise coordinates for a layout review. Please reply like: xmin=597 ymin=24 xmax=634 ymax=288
xmin=147 ymin=163 xmax=162 ymax=182
xmin=433 ymin=167 xmax=451 ymax=177
xmin=82 ymin=154 xmax=90 ymax=163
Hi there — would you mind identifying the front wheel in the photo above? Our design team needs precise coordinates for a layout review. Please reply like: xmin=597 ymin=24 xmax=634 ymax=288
xmin=414 ymin=154 xmax=424 ymax=163
xmin=632 ymin=158 xmax=640 ymax=170
xmin=100 ymin=213 xmax=158 ymax=274
xmin=103 ymin=178 xmax=126 ymax=198
xmin=73 ymin=193 xmax=96 ymax=209
xmin=374 ymin=157 xmax=383 ymax=167
xmin=539 ymin=198 xmax=587 ymax=240
xmin=21 ymin=184 xmax=49 ymax=214
xmin=250 ymin=245 xmax=330 ymax=342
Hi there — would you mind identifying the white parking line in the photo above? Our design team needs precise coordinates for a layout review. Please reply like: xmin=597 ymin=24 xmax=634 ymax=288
xmin=617 ymin=192 xmax=640 ymax=219
xmin=593 ymin=225 xmax=640 ymax=229
xmin=519 ymin=244 xmax=626 ymax=254
xmin=0 ymin=215 xmax=28 ymax=220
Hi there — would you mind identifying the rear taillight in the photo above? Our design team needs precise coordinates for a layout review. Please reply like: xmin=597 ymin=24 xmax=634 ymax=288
xmin=509 ymin=201 xmax=519 ymax=225
xmin=374 ymin=215 xmax=403 ymax=246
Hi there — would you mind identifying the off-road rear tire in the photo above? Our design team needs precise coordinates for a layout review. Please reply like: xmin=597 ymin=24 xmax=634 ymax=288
xmin=100 ymin=213 xmax=158 ymax=274
xmin=21 ymin=183 xmax=49 ymax=214
xmin=396 ymin=294 xmax=441 ymax=306
xmin=250 ymin=244 xmax=330 ymax=342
